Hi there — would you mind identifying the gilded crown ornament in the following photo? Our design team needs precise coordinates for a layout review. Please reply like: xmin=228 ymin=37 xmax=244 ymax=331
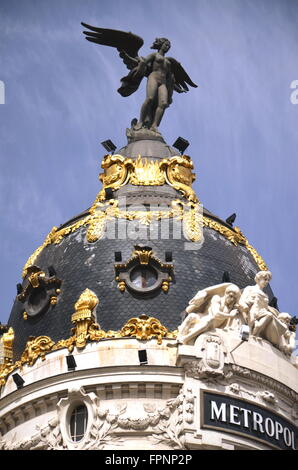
xmin=71 ymin=289 xmax=99 ymax=349
xmin=0 ymin=327 xmax=14 ymax=365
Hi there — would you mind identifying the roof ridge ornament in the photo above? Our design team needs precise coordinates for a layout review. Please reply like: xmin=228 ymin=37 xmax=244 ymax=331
xmin=71 ymin=289 xmax=99 ymax=349
xmin=97 ymin=154 xmax=198 ymax=202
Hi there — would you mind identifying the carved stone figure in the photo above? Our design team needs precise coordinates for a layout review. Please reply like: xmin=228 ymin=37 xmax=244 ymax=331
xmin=239 ymin=271 xmax=295 ymax=355
xmin=177 ymin=283 xmax=242 ymax=345
xmin=81 ymin=24 xmax=197 ymax=131
xmin=239 ymin=271 xmax=273 ymax=331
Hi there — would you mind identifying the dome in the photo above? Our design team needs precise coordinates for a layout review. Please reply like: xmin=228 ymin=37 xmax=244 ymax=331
xmin=7 ymin=132 xmax=271 ymax=360
xmin=1 ymin=30 xmax=296 ymax=453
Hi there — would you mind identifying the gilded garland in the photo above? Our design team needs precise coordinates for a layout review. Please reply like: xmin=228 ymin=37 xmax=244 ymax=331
xmin=22 ymin=199 xmax=203 ymax=277
xmin=0 ymin=289 xmax=177 ymax=386
xmin=21 ymin=152 xmax=268 ymax=277
xmin=22 ymin=204 xmax=267 ymax=278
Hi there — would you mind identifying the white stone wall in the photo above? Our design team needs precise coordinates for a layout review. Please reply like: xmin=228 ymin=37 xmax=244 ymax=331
xmin=0 ymin=332 xmax=297 ymax=450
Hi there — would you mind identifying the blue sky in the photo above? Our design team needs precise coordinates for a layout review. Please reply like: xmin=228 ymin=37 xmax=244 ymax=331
xmin=0 ymin=0 xmax=297 ymax=326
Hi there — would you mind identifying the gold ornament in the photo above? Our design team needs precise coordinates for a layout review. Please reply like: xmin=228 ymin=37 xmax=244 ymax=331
xmin=243 ymin=240 xmax=268 ymax=271
xmin=96 ymin=153 xmax=197 ymax=201
xmin=52 ymin=336 xmax=76 ymax=353
xmin=0 ymin=327 xmax=14 ymax=364
xmin=88 ymin=323 xmax=120 ymax=341
xmin=183 ymin=202 xmax=203 ymax=242
xmin=129 ymin=156 xmax=165 ymax=185
xmin=0 ymin=311 xmax=177 ymax=385
xmin=132 ymin=246 xmax=153 ymax=265
xmin=18 ymin=268 xmax=46 ymax=302
xmin=161 ymin=281 xmax=170 ymax=292
xmin=50 ymin=296 xmax=58 ymax=305
xmin=22 ymin=208 xmax=267 ymax=274
xmin=160 ymin=155 xmax=197 ymax=202
xmin=202 ymin=217 xmax=246 ymax=246
xmin=20 ymin=336 xmax=55 ymax=366
xmin=22 ymin=227 xmax=58 ymax=278
xmin=118 ymin=280 xmax=126 ymax=292
xmin=19 ymin=146 xmax=266 ymax=276
xmin=71 ymin=288 xmax=99 ymax=349
xmin=86 ymin=209 xmax=107 ymax=243
xmin=120 ymin=314 xmax=168 ymax=344
xmin=28 ymin=270 xmax=45 ymax=288
xmin=97 ymin=154 xmax=133 ymax=201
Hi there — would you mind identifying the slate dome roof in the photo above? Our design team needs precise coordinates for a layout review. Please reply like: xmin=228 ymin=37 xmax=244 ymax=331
xmin=8 ymin=133 xmax=272 ymax=359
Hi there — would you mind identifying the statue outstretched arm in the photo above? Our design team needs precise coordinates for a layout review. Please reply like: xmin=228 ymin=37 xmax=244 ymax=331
xmin=129 ymin=52 xmax=155 ymax=78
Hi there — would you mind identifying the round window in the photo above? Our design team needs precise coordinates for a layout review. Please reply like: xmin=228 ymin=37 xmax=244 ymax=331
xmin=69 ymin=404 xmax=88 ymax=442
xmin=130 ymin=266 xmax=158 ymax=289
xmin=26 ymin=287 xmax=49 ymax=317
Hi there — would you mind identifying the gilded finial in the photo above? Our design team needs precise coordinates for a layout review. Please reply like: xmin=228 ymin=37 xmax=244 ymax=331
xmin=0 ymin=327 xmax=15 ymax=364
xmin=71 ymin=289 xmax=100 ymax=349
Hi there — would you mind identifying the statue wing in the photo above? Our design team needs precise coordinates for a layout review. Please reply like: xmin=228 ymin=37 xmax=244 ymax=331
xmin=168 ymin=57 xmax=198 ymax=93
xmin=81 ymin=23 xmax=144 ymax=70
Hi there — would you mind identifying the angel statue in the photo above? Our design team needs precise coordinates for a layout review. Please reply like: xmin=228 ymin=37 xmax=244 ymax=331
xmin=81 ymin=23 xmax=198 ymax=132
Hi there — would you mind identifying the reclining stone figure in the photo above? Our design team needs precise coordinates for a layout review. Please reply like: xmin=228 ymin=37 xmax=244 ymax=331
xmin=177 ymin=283 xmax=242 ymax=345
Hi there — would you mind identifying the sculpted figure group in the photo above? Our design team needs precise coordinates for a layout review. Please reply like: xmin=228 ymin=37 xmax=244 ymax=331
xmin=177 ymin=271 xmax=296 ymax=356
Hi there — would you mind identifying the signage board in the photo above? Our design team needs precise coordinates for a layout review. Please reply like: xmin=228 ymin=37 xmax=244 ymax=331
xmin=201 ymin=390 xmax=297 ymax=450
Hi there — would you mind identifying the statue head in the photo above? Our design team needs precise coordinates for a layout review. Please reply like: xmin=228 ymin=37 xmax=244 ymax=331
xmin=224 ymin=284 xmax=240 ymax=306
xmin=278 ymin=312 xmax=292 ymax=326
xmin=151 ymin=37 xmax=171 ymax=53
xmin=255 ymin=270 xmax=272 ymax=289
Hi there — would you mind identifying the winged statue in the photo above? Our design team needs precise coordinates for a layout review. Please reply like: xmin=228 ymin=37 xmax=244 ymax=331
xmin=81 ymin=23 xmax=198 ymax=131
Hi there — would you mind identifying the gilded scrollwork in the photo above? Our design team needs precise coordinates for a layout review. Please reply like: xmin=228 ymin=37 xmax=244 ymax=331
xmin=22 ymin=219 xmax=91 ymax=278
xmin=0 ymin=334 xmax=57 ymax=386
xmin=97 ymin=153 xmax=197 ymax=199
xmin=161 ymin=155 xmax=197 ymax=203
xmin=19 ymin=336 xmax=55 ymax=366
xmin=22 ymin=207 xmax=267 ymax=276
xmin=99 ymin=154 xmax=133 ymax=193
xmin=183 ymin=202 xmax=203 ymax=243
xmin=0 ymin=310 xmax=177 ymax=386
xmin=22 ymin=227 xmax=58 ymax=278
xmin=22 ymin=182 xmax=267 ymax=278
xmin=119 ymin=314 xmax=169 ymax=344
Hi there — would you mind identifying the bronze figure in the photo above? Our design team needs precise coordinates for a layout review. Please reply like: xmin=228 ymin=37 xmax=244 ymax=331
xmin=82 ymin=23 xmax=198 ymax=131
